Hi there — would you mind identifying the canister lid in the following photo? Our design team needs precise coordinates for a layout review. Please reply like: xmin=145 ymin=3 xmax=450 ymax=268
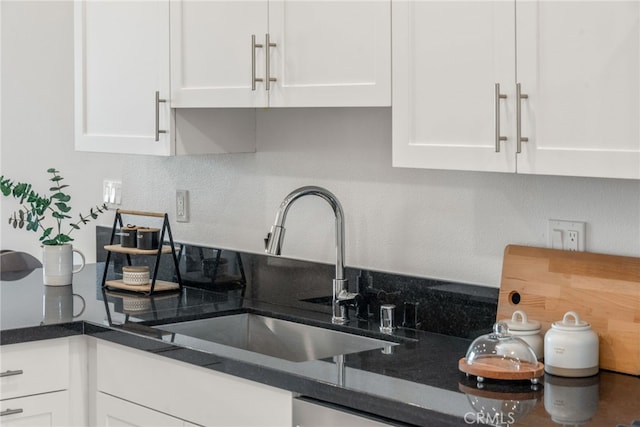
xmin=501 ymin=310 xmax=541 ymax=332
xmin=137 ymin=227 xmax=160 ymax=233
xmin=122 ymin=265 xmax=150 ymax=273
xmin=551 ymin=311 xmax=591 ymax=331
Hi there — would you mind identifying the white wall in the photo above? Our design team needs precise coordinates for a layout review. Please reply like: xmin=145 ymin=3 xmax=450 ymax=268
xmin=2 ymin=2 xmax=639 ymax=288
xmin=1 ymin=1 xmax=125 ymax=262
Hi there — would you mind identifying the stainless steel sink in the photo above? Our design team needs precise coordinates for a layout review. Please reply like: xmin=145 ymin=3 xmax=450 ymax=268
xmin=153 ymin=313 xmax=396 ymax=362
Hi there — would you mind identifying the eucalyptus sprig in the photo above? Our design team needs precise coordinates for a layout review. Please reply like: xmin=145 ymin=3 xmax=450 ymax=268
xmin=0 ymin=168 xmax=108 ymax=245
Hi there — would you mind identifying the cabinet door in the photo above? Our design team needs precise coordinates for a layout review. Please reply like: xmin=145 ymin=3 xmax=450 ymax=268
xmin=392 ymin=0 xmax=516 ymax=172
xmin=268 ymin=0 xmax=391 ymax=107
xmin=0 ymin=391 xmax=69 ymax=427
xmin=170 ymin=1 xmax=268 ymax=108
xmin=97 ymin=340 xmax=292 ymax=427
xmin=96 ymin=393 xmax=183 ymax=427
xmin=74 ymin=0 xmax=173 ymax=155
xmin=517 ymin=1 xmax=640 ymax=179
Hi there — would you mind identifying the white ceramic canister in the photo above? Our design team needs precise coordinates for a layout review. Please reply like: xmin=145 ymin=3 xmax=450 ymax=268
xmin=502 ymin=310 xmax=544 ymax=360
xmin=122 ymin=265 xmax=150 ymax=286
xmin=544 ymin=311 xmax=599 ymax=377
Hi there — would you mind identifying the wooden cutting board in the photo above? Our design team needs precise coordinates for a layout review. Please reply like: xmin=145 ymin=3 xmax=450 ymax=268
xmin=497 ymin=245 xmax=640 ymax=376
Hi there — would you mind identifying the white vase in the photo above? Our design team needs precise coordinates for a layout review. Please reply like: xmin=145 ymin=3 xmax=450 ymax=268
xmin=42 ymin=244 xmax=85 ymax=286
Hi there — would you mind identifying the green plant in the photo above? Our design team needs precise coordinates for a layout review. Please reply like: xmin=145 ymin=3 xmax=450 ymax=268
xmin=1 ymin=168 xmax=108 ymax=245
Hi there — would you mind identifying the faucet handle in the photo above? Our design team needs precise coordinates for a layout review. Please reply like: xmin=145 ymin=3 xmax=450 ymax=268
xmin=264 ymin=232 xmax=272 ymax=251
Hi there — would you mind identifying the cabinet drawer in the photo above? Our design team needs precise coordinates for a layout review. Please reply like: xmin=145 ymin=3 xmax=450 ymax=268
xmin=97 ymin=340 xmax=292 ymax=426
xmin=0 ymin=390 xmax=69 ymax=427
xmin=0 ymin=339 xmax=69 ymax=400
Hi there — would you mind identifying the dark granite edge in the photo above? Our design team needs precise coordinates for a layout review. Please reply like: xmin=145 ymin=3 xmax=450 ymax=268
xmin=0 ymin=322 xmax=84 ymax=345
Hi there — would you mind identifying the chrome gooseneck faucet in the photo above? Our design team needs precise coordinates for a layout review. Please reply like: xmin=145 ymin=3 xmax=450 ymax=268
xmin=264 ymin=186 xmax=358 ymax=324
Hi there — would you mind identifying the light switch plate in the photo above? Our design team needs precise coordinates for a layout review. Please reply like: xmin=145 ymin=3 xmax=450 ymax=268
xmin=102 ymin=180 xmax=122 ymax=206
xmin=176 ymin=190 xmax=189 ymax=222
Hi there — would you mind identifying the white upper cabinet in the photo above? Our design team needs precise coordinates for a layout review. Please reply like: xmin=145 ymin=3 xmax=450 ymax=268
xmin=267 ymin=0 xmax=390 ymax=107
xmin=392 ymin=1 xmax=516 ymax=173
xmin=74 ymin=0 xmax=256 ymax=156
xmin=393 ymin=0 xmax=640 ymax=180
xmin=516 ymin=1 xmax=640 ymax=179
xmin=170 ymin=1 xmax=269 ymax=108
xmin=74 ymin=0 xmax=173 ymax=155
xmin=170 ymin=0 xmax=391 ymax=108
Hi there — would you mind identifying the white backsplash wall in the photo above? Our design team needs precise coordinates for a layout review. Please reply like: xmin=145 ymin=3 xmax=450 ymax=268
xmin=2 ymin=2 xmax=639 ymax=288
xmin=120 ymin=106 xmax=640 ymax=287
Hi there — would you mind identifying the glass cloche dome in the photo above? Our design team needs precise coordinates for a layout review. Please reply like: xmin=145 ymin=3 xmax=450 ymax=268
xmin=460 ymin=322 xmax=543 ymax=384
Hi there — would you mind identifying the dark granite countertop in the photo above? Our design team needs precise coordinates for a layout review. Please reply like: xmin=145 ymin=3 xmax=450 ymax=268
xmin=1 ymin=264 xmax=638 ymax=426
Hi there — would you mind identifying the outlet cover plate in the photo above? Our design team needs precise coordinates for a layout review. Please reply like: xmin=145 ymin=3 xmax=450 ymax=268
xmin=102 ymin=180 xmax=122 ymax=206
xmin=548 ymin=219 xmax=586 ymax=251
xmin=176 ymin=190 xmax=189 ymax=222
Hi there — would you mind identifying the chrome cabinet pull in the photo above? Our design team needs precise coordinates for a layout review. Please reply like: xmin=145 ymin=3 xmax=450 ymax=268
xmin=494 ymin=83 xmax=507 ymax=152
xmin=251 ymin=34 xmax=263 ymax=90
xmin=0 ymin=369 xmax=23 ymax=378
xmin=0 ymin=408 xmax=23 ymax=417
xmin=516 ymin=83 xmax=529 ymax=153
xmin=265 ymin=33 xmax=277 ymax=91
xmin=155 ymin=91 xmax=167 ymax=142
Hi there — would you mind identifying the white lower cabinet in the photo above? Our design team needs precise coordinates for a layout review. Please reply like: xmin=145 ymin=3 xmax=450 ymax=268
xmin=96 ymin=393 xmax=185 ymax=427
xmin=0 ymin=338 xmax=74 ymax=427
xmin=96 ymin=340 xmax=293 ymax=426
xmin=293 ymin=398 xmax=393 ymax=427
xmin=0 ymin=337 xmax=399 ymax=427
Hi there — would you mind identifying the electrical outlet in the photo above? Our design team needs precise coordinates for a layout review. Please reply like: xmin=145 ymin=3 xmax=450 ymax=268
xmin=548 ymin=219 xmax=586 ymax=251
xmin=176 ymin=190 xmax=189 ymax=222
xmin=567 ymin=230 xmax=579 ymax=251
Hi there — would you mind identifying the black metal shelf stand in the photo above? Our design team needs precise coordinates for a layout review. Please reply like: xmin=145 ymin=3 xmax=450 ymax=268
xmin=101 ymin=209 xmax=183 ymax=295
